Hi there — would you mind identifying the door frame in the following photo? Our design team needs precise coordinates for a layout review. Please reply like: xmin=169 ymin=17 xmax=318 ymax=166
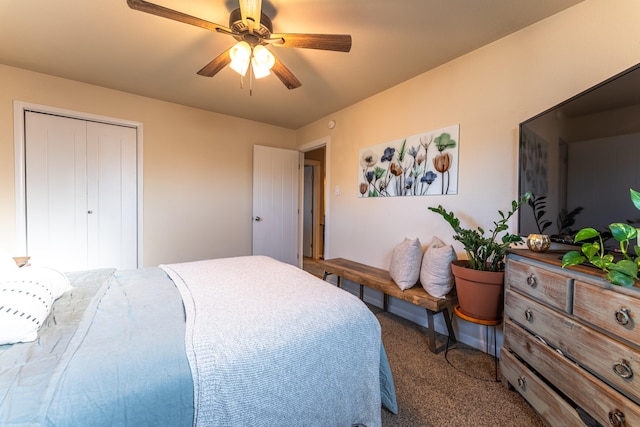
xmin=13 ymin=101 xmax=144 ymax=267
xmin=303 ymin=160 xmax=321 ymax=259
xmin=298 ymin=136 xmax=330 ymax=260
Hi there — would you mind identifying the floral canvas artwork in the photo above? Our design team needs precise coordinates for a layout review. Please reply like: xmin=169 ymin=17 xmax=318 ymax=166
xmin=358 ymin=125 xmax=459 ymax=197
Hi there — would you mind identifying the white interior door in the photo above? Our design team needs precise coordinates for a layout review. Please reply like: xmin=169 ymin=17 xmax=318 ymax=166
xmin=25 ymin=112 xmax=88 ymax=271
xmin=25 ymin=111 xmax=137 ymax=271
xmin=86 ymin=122 xmax=138 ymax=270
xmin=252 ymin=145 xmax=300 ymax=266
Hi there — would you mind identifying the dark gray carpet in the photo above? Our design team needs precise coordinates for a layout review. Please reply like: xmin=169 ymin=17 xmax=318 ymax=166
xmin=375 ymin=307 xmax=545 ymax=427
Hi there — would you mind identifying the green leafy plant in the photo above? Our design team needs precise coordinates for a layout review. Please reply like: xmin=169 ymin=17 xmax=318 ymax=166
xmin=428 ymin=193 xmax=531 ymax=272
xmin=561 ymin=189 xmax=640 ymax=287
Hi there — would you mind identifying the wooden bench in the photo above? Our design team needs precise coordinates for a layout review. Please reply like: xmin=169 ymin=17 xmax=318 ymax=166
xmin=318 ymin=257 xmax=457 ymax=353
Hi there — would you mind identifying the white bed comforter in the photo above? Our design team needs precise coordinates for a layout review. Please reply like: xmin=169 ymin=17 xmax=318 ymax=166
xmin=161 ymin=256 xmax=382 ymax=427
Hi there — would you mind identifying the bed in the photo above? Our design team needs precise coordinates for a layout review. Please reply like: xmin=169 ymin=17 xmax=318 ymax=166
xmin=0 ymin=255 xmax=397 ymax=426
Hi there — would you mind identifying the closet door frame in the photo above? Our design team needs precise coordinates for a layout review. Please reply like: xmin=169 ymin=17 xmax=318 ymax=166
xmin=13 ymin=101 xmax=144 ymax=267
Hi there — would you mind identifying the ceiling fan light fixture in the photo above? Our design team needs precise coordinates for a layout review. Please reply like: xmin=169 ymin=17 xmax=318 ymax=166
xmin=239 ymin=0 xmax=261 ymax=28
xmin=127 ymin=0 xmax=349 ymax=91
xmin=229 ymin=41 xmax=251 ymax=76
xmin=251 ymin=45 xmax=275 ymax=79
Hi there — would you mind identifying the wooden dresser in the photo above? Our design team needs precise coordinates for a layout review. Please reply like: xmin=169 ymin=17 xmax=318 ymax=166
xmin=501 ymin=249 xmax=640 ymax=426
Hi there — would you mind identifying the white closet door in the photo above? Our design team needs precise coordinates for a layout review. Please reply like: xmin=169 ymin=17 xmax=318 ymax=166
xmin=86 ymin=122 xmax=138 ymax=270
xmin=25 ymin=112 xmax=138 ymax=271
xmin=25 ymin=112 xmax=88 ymax=271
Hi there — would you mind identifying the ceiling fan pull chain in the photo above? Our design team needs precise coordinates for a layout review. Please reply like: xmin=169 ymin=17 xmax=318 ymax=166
xmin=249 ymin=65 xmax=254 ymax=96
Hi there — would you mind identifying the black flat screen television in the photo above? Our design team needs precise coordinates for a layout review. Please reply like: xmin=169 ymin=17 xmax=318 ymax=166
xmin=518 ymin=63 xmax=640 ymax=249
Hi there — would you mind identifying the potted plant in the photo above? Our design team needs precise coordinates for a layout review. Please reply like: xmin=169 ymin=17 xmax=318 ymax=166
xmin=561 ymin=188 xmax=640 ymax=287
xmin=428 ymin=193 xmax=531 ymax=320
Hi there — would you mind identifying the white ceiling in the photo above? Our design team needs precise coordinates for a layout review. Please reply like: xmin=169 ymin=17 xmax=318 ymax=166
xmin=0 ymin=0 xmax=584 ymax=129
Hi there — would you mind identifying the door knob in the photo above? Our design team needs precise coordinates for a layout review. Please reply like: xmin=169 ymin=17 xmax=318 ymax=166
xmin=254 ymin=216 xmax=262 ymax=222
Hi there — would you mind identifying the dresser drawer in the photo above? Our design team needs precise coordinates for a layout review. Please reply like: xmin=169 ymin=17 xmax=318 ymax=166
xmin=505 ymin=290 xmax=640 ymax=403
xmin=504 ymin=320 xmax=640 ymax=427
xmin=574 ymin=280 xmax=639 ymax=346
xmin=506 ymin=258 xmax=572 ymax=312
xmin=501 ymin=350 xmax=586 ymax=426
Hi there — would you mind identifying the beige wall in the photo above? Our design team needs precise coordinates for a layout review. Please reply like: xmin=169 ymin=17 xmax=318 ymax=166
xmin=2 ymin=0 xmax=638 ymax=273
xmin=0 ymin=66 xmax=296 ymax=266
xmin=296 ymin=0 xmax=640 ymax=269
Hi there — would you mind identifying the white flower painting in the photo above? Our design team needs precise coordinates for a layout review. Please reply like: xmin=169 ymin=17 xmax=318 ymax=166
xmin=358 ymin=125 xmax=459 ymax=197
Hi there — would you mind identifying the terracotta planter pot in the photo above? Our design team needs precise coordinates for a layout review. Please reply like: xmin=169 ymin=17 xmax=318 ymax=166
xmin=450 ymin=260 xmax=505 ymax=321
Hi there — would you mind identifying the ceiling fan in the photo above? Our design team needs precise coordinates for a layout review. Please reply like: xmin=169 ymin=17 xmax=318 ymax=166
xmin=127 ymin=0 xmax=352 ymax=90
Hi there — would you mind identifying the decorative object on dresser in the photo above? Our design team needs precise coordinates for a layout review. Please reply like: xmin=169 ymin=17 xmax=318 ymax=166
xmin=428 ymin=192 xmax=531 ymax=320
xmin=526 ymin=233 xmax=551 ymax=252
xmin=501 ymin=250 xmax=639 ymax=426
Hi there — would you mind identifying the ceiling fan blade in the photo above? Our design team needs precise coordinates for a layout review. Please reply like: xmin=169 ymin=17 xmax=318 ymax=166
xmin=271 ymin=55 xmax=302 ymax=90
xmin=239 ymin=0 xmax=262 ymax=33
xmin=127 ymin=0 xmax=232 ymax=34
xmin=197 ymin=48 xmax=233 ymax=77
xmin=269 ymin=33 xmax=352 ymax=52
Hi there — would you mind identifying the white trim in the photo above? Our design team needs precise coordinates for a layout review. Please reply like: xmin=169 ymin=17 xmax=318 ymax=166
xmin=303 ymin=160 xmax=321 ymax=259
xmin=13 ymin=104 xmax=26 ymax=253
xmin=297 ymin=152 xmax=304 ymax=268
xmin=299 ymin=136 xmax=330 ymax=259
xmin=298 ymin=137 xmax=329 ymax=153
xmin=13 ymin=101 xmax=144 ymax=267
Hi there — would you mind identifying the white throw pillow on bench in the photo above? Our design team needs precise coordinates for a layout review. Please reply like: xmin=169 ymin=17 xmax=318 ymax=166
xmin=389 ymin=237 xmax=422 ymax=290
xmin=420 ymin=236 xmax=457 ymax=298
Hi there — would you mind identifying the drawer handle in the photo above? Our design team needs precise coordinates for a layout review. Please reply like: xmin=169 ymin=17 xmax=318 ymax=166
xmin=526 ymin=274 xmax=537 ymax=288
xmin=525 ymin=309 xmax=533 ymax=322
xmin=612 ymin=359 xmax=633 ymax=380
xmin=517 ymin=376 xmax=526 ymax=390
xmin=609 ymin=409 xmax=626 ymax=427
xmin=614 ymin=307 xmax=632 ymax=326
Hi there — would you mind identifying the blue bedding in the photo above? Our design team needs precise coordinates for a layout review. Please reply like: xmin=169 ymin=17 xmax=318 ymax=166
xmin=0 ymin=267 xmax=193 ymax=426
xmin=0 ymin=264 xmax=396 ymax=426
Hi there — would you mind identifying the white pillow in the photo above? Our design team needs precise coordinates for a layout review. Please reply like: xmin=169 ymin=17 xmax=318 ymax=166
xmin=0 ymin=267 xmax=72 ymax=345
xmin=420 ymin=237 xmax=457 ymax=298
xmin=389 ymin=238 xmax=422 ymax=290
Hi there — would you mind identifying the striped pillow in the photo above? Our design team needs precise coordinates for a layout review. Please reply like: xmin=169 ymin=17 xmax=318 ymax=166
xmin=0 ymin=267 xmax=72 ymax=345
